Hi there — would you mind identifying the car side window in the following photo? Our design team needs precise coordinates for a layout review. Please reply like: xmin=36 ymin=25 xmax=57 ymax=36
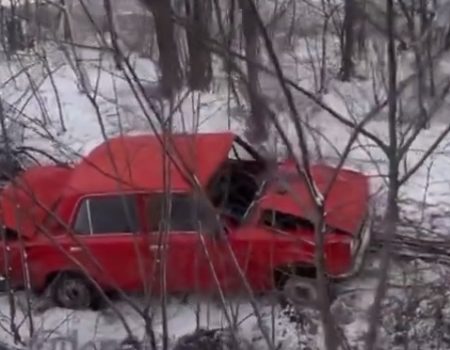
xmin=147 ymin=193 xmax=221 ymax=234
xmin=73 ymin=194 xmax=139 ymax=235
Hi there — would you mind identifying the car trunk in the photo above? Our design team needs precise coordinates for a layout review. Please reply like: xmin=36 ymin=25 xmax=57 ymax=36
xmin=0 ymin=165 xmax=72 ymax=289
xmin=0 ymin=165 xmax=72 ymax=239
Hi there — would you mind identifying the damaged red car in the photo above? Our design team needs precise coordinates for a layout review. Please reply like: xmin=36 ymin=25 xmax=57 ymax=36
xmin=0 ymin=132 xmax=372 ymax=309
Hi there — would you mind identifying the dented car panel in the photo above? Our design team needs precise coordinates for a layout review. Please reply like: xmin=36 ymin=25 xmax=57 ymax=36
xmin=260 ymin=161 xmax=370 ymax=235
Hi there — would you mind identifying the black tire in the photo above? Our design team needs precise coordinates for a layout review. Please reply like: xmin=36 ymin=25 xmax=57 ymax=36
xmin=50 ymin=272 xmax=94 ymax=310
xmin=281 ymin=275 xmax=337 ymax=309
xmin=281 ymin=276 xmax=319 ymax=308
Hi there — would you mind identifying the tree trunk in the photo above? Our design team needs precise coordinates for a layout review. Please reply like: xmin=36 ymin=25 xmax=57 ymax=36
xmin=239 ymin=0 xmax=268 ymax=143
xmin=142 ymin=0 xmax=183 ymax=99
xmin=6 ymin=4 xmax=27 ymax=54
xmin=340 ymin=0 xmax=355 ymax=81
xmin=60 ymin=0 xmax=92 ymax=94
xmin=419 ymin=0 xmax=435 ymax=98
xmin=365 ymin=0 xmax=398 ymax=347
xmin=446 ymin=29 xmax=450 ymax=50
xmin=356 ymin=0 xmax=367 ymax=60
xmin=185 ymin=0 xmax=212 ymax=91
xmin=0 ymin=6 xmax=7 ymax=57
xmin=57 ymin=0 xmax=71 ymax=41
xmin=103 ymin=0 xmax=122 ymax=70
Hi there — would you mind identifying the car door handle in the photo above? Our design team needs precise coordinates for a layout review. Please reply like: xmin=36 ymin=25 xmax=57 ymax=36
xmin=69 ymin=246 xmax=82 ymax=252
xmin=149 ymin=245 xmax=159 ymax=251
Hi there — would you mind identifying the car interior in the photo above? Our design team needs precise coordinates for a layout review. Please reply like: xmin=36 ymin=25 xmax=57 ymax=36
xmin=208 ymin=139 xmax=267 ymax=226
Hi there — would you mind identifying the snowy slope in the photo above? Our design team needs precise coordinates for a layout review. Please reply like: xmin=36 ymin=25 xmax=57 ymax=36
xmin=0 ymin=41 xmax=450 ymax=349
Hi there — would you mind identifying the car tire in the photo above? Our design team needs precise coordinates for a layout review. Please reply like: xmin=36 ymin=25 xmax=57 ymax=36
xmin=281 ymin=276 xmax=337 ymax=309
xmin=281 ymin=276 xmax=319 ymax=308
xmin=51 ymin=273 xmax=94 ymax=310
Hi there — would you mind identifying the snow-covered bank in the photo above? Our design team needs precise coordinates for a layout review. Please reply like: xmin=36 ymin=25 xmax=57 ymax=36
xmin=0 ymin=37 xmax=450 ymax=349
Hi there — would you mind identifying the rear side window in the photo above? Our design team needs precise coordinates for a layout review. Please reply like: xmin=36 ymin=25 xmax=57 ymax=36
xmin=261 ymin=210 xmax=315 ymax=231
xmin=147 ymin=193 xmax=221 ymax=234
xmin=73 ymin=194 xmax=139 ymax=235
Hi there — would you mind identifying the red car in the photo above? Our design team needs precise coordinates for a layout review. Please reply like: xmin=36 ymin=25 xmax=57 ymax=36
xmin=0 ymin=132 xmax=371 ymax=309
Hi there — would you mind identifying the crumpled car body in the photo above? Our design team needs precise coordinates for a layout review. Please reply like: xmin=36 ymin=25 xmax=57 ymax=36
xmin=0 ymin=132 xmax=371 ymax=297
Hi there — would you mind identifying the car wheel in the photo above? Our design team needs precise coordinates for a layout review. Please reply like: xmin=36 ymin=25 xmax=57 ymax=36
xmin=51 ymin=273 xmax=93 ymax=310
xmin=282 ymin=276 xmax=319 ymax=308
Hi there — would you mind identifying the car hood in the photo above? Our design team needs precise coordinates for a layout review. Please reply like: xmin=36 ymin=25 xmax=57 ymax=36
xmin=257 ymin=161 xmax=370 ymax=235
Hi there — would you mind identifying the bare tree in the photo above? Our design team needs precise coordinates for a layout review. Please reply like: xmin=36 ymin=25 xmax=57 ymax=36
xmin=340 ymin=0 xmax=356 ymax=80
xmin=184 ymin=0 xmax=213 ymax=91
xmin=58 ymin=0 xmax=72 ymax=41
xmin=3 ymin=0 xmax=450 ymax=349
xmin=141 ymin=0 xmax=183 ymax=98
xmin=239 ymin=0 xmax=269 ymax=143
xmin=103 ymin=0 xmax=122 ymax=70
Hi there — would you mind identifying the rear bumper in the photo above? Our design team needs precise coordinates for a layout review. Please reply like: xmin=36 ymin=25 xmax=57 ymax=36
xmin=332 ymin=216 xmax=372 ymax=280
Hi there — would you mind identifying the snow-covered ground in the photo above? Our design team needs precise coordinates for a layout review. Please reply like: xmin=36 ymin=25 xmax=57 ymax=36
xmin=0 ymin=37 xmax=450 ymax=349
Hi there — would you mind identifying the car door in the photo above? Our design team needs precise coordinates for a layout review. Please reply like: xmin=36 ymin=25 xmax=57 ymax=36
xmin=198 ymin=232 xmax=240 ymax=294
xmin=145 ymin=192 xmax=231 ymax=294
xmin=145 ymin=193 xmax=197 ymax=293
xmin=64 ymin=193 xmax=149 ymax=292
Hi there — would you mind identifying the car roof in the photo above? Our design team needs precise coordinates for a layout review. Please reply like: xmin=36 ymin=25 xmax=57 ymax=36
xmin=0 ymin=132 xmax=238 ymax=238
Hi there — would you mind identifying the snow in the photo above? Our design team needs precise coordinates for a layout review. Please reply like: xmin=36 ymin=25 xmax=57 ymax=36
xmin=0 ymin=295 xmax=302 ymax=349
xmin=0 ymin=0 xmax=32 ymax=7
xmin=0 ymin=20 xmax=450 ymax=349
